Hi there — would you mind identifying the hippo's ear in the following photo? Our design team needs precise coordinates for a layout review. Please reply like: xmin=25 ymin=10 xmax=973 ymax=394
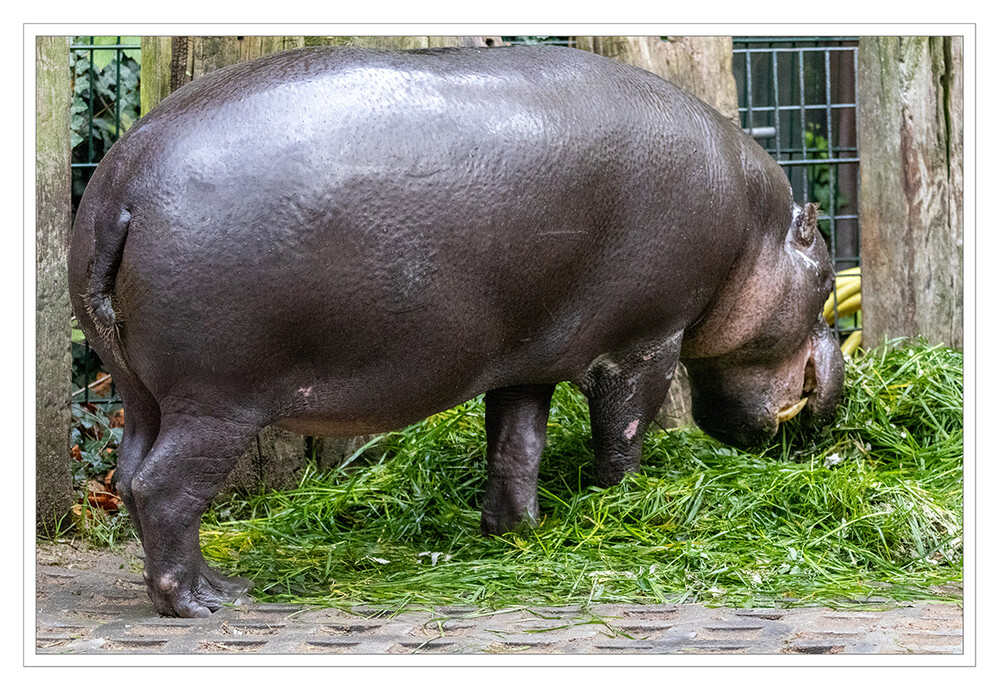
xmin=793 ymin=202 xmax=820 ymax=245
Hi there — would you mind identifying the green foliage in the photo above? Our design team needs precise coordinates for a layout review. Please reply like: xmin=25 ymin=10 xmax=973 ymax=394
xmin=70 ymin=316 xmax=106 ymax=391
xmin=201 ymin=341 xmax=963 ymax=611
xmin=71 ymin=503 xmax=136 ymax=549
xmin=69 ymin=402 xmax=121 ymax=484
xmin=71 ymin=37 xmax=141 ymax=202
xmin=64 ymin=401 xmax=137 ymax=548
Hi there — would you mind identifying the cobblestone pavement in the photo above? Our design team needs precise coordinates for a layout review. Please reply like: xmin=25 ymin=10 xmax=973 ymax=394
xmin=34 ymin=541 xmax=964 ymax=657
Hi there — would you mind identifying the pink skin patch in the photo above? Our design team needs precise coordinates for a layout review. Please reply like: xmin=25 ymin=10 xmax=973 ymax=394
xmin=298 ymin=386 xmax=313 ymax=398
xmin=624 ymin=419 xmax=640 ymax=441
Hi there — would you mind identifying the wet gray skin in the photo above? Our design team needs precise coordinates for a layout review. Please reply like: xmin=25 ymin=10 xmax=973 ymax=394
xmin=69 ymin=46 xmax=844 ymax=617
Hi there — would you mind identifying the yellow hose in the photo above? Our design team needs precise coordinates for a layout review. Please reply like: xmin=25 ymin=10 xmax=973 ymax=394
xmin=829 ymin=267 xmax=863 ymax=357
xmin=841 ymin=329 xmax=863 ymax=357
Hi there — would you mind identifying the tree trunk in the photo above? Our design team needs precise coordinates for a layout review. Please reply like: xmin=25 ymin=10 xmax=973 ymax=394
xmin=575 ymin=36 xmax=739 ymax=428
xmin=35 ymin=36 xmax=74 ymax=531
xmin=857 ymin=37 xmax=963 ymax=349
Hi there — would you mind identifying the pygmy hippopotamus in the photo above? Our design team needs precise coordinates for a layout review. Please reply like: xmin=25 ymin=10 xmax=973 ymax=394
xmin=69 ymin=45 xmax=845 ymax=617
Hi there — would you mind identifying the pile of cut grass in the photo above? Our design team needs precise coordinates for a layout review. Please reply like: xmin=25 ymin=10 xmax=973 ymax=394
xmin=201 ymin=341 xmax=963 ymax=611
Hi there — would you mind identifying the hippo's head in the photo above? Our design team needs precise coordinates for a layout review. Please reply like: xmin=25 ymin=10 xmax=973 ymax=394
xmin=680 ymin=202 xmax=845 ymax=448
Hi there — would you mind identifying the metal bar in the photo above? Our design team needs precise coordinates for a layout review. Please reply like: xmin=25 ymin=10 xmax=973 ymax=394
xmin=767 ymin=146 xmax=859 ymax=159
xmin=733 ymin=37 xmax=858 ymax=44
xmin=798 ymin=49 xmax=808 ymax=198
xmin=738 ymin=103 xmax=858 ymax=112
xmin=733 ymin=45 xmax=858 ymax=54
xmin=87 ymin=36 xmax=94 ymax=166
xmin=824 ymin=49 xmax=838 ymax=267
xmin=745 ymin=49 xmax=754 ymax=135
xmin=115 ymin=37 xmax=121 ymax=138
xmin=771 ymin=49 xmax=781 ymax=160
xmin=854 ymin=45 xmax=861 ymax=273
xmin=778 ymin=157 xmax=861 ymax=166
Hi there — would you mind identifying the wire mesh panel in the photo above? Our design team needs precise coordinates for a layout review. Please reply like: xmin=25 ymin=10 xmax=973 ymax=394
xmin=70 ymin=36 xmax=140 ymax=407
xmin=733 ymin=37 xmax=861 ymax=337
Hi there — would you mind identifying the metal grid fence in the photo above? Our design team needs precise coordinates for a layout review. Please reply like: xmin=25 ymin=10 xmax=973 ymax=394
xmin=732 ymin=37 xmax=861 ymax=337
xmin=733 ymin=38 xmax=860 ymax=268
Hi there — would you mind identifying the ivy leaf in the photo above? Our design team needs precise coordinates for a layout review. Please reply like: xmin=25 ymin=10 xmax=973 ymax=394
xmin=89 ymin=36 xmax=121 ymax=71
xmin=123 ymin=37 xmax=141 ymax=61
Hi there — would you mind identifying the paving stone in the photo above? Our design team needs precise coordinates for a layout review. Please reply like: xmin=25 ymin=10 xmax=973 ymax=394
xmin=33 ymin=545 xmax=964 ymax=656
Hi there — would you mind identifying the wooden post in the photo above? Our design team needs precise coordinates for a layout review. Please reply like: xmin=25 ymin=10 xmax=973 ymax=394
xmin=139 ymin=37 xmax=172 ymax=115
xmin=857 ymin=37 xmax=963 ymax=349
xmin=575 ymin=36 xmax=740 ymax=428
xmin=35 ymin=36 xmax=74 ymax=531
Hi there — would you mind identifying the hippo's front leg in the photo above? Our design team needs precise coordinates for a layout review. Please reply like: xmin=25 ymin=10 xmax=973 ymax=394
xmin=480 ymin=383 xmax=557 ymax=536
xmin=582 ymin=333 xmax=682 ymax=486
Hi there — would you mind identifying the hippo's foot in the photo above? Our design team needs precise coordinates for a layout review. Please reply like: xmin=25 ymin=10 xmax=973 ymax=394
xmin=481 ymin=505 xmax=538 ymax=537
xmin=145 ymin=557 xmax=253 ymax=618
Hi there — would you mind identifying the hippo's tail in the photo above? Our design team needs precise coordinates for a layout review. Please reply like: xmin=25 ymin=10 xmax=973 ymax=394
xmin=86 ymin=206 xmax=131 ymax=336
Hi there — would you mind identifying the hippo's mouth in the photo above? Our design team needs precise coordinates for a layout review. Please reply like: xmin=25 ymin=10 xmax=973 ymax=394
xmin=776 ymin=346 xmax=820 ymax=424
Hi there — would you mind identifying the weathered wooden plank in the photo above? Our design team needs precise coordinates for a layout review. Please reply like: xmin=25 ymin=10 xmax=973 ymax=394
xmin=858 ymin=37 xmax=963 ymax=348
xmin=304 ymin=36 xmax=497 ymax=49
xmin=574 ymin=36 xmax=739 ymax=123
xmin=427 ymin=36 xmax=501 ymax=48
xmin=139 ymin=37 xmax=172 ymax=115
xmin=190 ymin=36 xmax=304 ymax=80
xmin=35 ymin=36 xmax=74 ymax=530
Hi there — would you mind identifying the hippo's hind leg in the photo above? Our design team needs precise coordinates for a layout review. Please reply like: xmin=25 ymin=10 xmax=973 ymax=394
xmin=130 ymin=405 xmax=261 ymax=617
xmin=581 ymin=333 xmax=682 ymax=486
xmin=480 ymin=383 xmax=556 ymax=536
xmin=109 ymin=373 xmax=161 ymax=543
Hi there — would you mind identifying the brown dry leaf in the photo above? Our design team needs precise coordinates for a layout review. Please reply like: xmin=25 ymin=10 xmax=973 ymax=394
xmin=104 ymin=468 xmax=116 ymax=490
xmin=70 ymin=444 xmax=82 ymax=461
xmin=87 ymin=492 xmax=121 ymax=512
xmin=108 ymin=408 xmax=125 ymax=428
xmin=90 ymin=372 xmax=113 ymax=398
